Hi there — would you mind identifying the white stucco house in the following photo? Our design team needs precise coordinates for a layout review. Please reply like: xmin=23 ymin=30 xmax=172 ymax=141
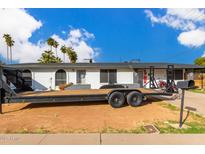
xmin=3 ymin=62 xmax=203 ymax=91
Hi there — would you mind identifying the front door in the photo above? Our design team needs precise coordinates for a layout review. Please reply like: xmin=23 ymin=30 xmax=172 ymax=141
xmin=77 ymin=70 xmax=86 ymax=84
xmin=133 ymin=69 xmax=143 ymax=87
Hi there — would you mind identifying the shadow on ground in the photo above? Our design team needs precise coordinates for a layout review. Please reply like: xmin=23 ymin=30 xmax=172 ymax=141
xmin=3 ymin=97 xmax=162 ymax=114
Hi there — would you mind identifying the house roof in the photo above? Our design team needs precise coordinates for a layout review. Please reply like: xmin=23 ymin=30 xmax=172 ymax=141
xmin=2 ymin=62 xmax=204 ymax=70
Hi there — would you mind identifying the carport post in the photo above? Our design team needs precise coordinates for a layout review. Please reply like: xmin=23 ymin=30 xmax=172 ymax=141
xmin=179 ymin=89 xmax=185 ymax=128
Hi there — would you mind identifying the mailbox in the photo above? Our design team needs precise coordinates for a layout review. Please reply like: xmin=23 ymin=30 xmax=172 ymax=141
xmin=176 ymin=80 xmax=195 ymax=89
xmin=176 ymin=80 xmax=196 ymax=128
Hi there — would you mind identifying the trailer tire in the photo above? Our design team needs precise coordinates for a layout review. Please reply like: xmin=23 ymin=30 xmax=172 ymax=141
xmin=108 ymin=91 xmax=125 ymax=108
xmin=127 ymin=91 xmax=143 ymax=107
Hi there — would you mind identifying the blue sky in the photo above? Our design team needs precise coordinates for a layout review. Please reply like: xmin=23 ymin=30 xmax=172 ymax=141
xmin=1 ymin=8 xmax=205 ymax=64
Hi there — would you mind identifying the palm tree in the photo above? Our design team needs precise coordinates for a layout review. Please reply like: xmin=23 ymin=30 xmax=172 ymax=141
xmin=55 ymin=57 xmax=62 ymax=63
xmin=66 ymin=47 xmax=78 ymax=63
xmin=3 ymin=34 xmax=10 ymax=63
xmin=53 ymin=40 xmax=59 ymax=57
xmin=8 ymin=36 xmax=15 ymax=64
xmin=60 ymin=45 xmax=67 ymax=62
xmin=38 ymin=50 xmax=62 ymax=64
xmin=47 ymin=38 xmax=55 ymax=51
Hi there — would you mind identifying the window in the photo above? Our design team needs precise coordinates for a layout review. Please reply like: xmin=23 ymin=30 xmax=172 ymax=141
xmin=22 ymin=70 xmax=32 ymax=87
xmin=174 ymin=69 xmax=183 ymax=80
xmin=100 ymin=69 xmax=117 ymax=83
xmin=55 ymin=69 xmax=66 ymax=86
xmin=76 ymin=70 xmax=86 ymax=84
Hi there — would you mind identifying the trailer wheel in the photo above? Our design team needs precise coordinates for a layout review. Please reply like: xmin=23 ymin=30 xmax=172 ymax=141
xmin=108 ymin=91 xmax=125 ymax=108
xmin=127 ymin=91 xmax=143 ymax=107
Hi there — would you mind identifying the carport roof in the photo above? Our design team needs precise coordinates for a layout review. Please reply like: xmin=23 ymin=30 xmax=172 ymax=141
xmin=2 ymin=62 xmax=204 ymax=70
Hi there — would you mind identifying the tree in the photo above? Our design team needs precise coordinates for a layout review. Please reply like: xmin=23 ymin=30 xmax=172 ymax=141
xmin=38 ymin=50 xmax=62 ymax=64
xmin=3 ymin=34 xmax=10 ymax=63
xmin=53 ymin=40 xmax=59 ymax=57
xmin=8 ymin=36 xmax=15 ymax=64
xmin=3 ymin=34 xmax=14 ymax=64
xmin=194 ymin=57 xmax=205 ymax=66
xmin=60 ymin=45 xmax=67 ymax=62
xmin=55 ymin=57 xmax=62 ymax=63
xmin=47 ymin=38 xmax=55 ymax=51
xmin=66 ymin=47 xmax=78 ymax=63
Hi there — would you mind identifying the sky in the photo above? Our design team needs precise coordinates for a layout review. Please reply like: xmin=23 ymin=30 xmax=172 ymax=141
xmin=0 ymin=8 xmax=205 ymax=64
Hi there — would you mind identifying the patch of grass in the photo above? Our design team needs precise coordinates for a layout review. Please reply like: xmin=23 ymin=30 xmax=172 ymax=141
xmin=158 ymin=102 xmax=179 ymax=111
xmin=100 ymin=126 xmax=146 ymax=134
xmin=35 ymin=127 xmax=50 ymax=134
xmin=189 ymin=89 xmax=205 ymax=94
xmin=156 ymin=101 xmax=205 ymax=133
xmin=75 ymin=128 xmax=88 ymax=133
xmin=101 ymin=127 xmax=129 ymax=133
xmin=62 ymin=128 xmax=90 ymax=133
xmin=130 ymin=126 xmax=146 ymax=134
xmin=155 ymin=120 xmax=205 ymax=134
xmin=16 ymin=128 xmax=30 ymax=134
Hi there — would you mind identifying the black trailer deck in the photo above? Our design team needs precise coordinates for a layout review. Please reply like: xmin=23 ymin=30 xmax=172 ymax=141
xmin=0 ymin=87 xmax=173 ymax=113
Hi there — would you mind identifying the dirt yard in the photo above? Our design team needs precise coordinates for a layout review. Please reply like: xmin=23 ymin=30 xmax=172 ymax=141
xmin=0 ymin=99 xmax=180 ymax=133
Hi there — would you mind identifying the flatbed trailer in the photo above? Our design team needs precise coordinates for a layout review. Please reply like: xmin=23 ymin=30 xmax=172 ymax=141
xmin=0 ymin=64 xmax=173 ymax=113
xmin=0 ymin=87 xmax=172 ymax=113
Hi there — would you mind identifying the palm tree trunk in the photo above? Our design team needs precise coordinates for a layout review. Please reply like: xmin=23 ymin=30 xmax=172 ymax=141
xmin=6 ymin=46 xmax=9 ymax=64
xmin=10 ymin=47 xmax=12 ymax=64
xmin=63 ymin=54 xmax=65 ymax=63
xmin=55 ymin=48 xmax=58 ymax=57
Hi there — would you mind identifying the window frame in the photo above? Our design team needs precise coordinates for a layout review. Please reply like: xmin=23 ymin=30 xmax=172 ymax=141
xmin=55 ymin=69 xmax=67 ymax=86
xmin=100 ymin=69 xmax=117 ymax=84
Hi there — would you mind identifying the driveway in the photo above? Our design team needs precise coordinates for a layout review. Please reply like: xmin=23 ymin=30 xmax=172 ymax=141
xmin=158 ymin=91 xmax=205 ymax=116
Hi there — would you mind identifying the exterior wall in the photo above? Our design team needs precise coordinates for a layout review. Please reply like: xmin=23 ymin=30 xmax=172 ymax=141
xmin=28 ymin=67 xmax=185 ymax=90
xmin=85 ymin=68 xmax=100 ymax=89
xmin=67 ymin=69 xmax=76 ymax=84
xmin=31 ymin=69 xmax=56 ymax=90
xmin=29 ymin=68 xmax=135 ymax=90
xmin=117 ymin=68 xmax=134 ymax=84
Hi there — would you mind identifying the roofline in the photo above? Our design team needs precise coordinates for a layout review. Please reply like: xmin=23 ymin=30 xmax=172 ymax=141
xmin=1 ymin=62 xmax=204 ymax=70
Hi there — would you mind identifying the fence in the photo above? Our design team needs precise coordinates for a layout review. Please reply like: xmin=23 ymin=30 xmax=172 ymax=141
xmin=194 ymin=73 xmax=205 ymax=89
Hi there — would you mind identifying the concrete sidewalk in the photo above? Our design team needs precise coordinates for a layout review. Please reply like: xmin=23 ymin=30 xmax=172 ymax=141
xmin=1 ymin=134 xmax=205 ymax=145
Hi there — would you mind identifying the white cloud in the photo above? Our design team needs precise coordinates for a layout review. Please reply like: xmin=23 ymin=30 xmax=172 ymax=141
xmin=51 ymin=28 xmax=98 ymax=62
xmin=82 ymin=28 xmax=95 ymax=39
xmin=61 ymin=30 xmax=66 ymax=34
xmin=0 ymin=8 xmax=43 ymax=63
xmin=69 ymin=29 xmax=82 ymax=39
xmin=177 ymin=29 xmax=205 ymax=47
xmin=202 ymin=51 xmax=205 ymax=57
xmin=167 ymin=9 xmax=205 ymax=22
xmin=0 ymin=8 xmax=99 ymax=63
xmin=0 ymin=8 xmax=42 ymax=41
xmin=145 ymin=9 xmax=196 ymax=31
xmin=145 ymin=8 xmax=205 ymax=48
